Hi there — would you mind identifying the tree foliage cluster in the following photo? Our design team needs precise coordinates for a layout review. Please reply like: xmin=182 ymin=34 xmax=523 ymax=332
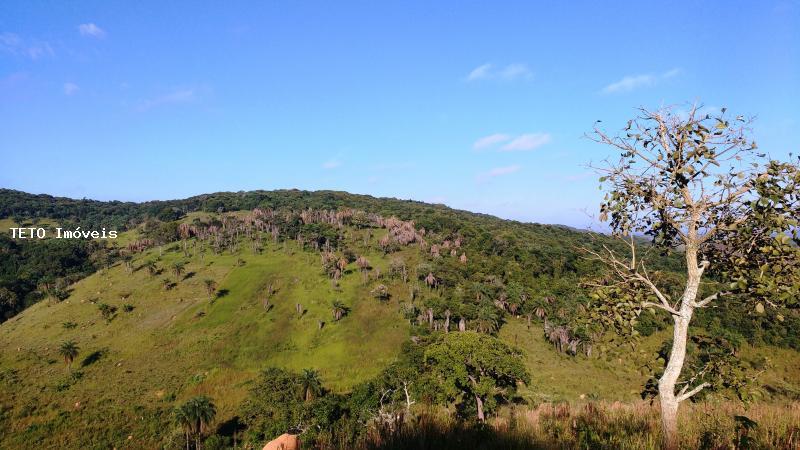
xmin=239 ymin=332 xmax=528 ymax=447
xmin=0 ymin=234 xmax=103 ymax=321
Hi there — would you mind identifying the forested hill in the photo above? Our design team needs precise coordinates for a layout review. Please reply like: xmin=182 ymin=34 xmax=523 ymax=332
xmin=0 ymin=187 xmax=579 ymax=233
xmin=0 ymin=188 xmax=599 ymax=273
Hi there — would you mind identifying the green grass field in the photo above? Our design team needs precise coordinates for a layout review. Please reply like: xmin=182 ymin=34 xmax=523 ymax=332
xmin=0 ymin=233 xmax=412 ymax=448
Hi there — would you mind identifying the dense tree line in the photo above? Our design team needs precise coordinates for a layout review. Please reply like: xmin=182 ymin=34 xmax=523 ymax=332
xmin=0 ymin=234 xmax=103 ymax=321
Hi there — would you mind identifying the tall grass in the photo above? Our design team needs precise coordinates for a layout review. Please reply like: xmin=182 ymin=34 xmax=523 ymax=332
xmin=350 ymin=401 xmax=800 ymax=450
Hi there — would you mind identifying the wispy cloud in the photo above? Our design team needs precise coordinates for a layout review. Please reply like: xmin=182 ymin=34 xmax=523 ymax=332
xmin=0 ymin=32 xmax=54 ymax=60
xmin=473 ymin=133 xmax=511 ymax=150
xmin=473 ymin=132 xmax=551 ymax=151
xmin=477 ymin=165 xmax=522 ymax=182
xmin=467 ymin=64 xmax=493 ymax=81
xmin=78 ymin=23 xmax=106 ymax=39
xmin=601 ymin=68 xmax=681 ymax=94
xmin=501 ymin=133 xmax=551 ymax=151
xmin=136 ymin=89 xmax=197 ymax=111
xmin=63 ymin=82 xmax=79 ymax=95
xmin=322 ymin=159 xmax=342 ymax=169
xmin=466 ymin=63 xmax=533 ymax=82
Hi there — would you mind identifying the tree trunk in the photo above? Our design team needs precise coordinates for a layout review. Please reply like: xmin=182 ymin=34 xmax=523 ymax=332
xmin=475 ymin=394 xmax=485 ymax=422
xmin=402 ymin=381 xmax=414 ymax=415
xmin=658 ymin=244 xmax=701 ymax=450
xmin=658 ymin=314 xmax=690 ymax=450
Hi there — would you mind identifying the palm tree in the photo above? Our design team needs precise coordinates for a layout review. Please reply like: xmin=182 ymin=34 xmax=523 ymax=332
xmin=192 ymin=396 xmax=216 ymax=448
xmin=331 ymin=300 xmax=348 ymax=321
xmin=356 ymin=256 xmax=370 ymax=282
xmin=475 ymin=307 xmax=500 ymax=334
xmin=172 ymin=404 xmax=193 ymax=450
xmin=145 ymin=260 xmax=158 ymax=277
xmin=123 ymin=254 xmax=134 ymax=274
xmin=299 ymin=369 xmax=323 ymax=402
xmin=370 ymin=284 xmax=390 ymax=301
xmin=203 ymin=279 xmax=217 ymax=299
xmin=58 ymin=340 xmax=79 ymax=373
xmin=172 ymin=261 xmax=186 ymax=279
xmin=178 ymin=396 xmax=216 ymax=450
xmin=424 ymin=272 xmax=437 ymax=289
xmin=409 ymin=283 xmax=420 ymax=302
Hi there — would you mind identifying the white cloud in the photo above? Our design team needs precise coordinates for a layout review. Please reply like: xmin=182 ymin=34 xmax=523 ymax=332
xmin=498 ymin=63 xmax=532 ymax=80
xmin=0 ymin=32 xmax=54 ymax=60
xmin=488 ymin=165 xmax=521 ymax=176
xmin=473 ymin=133 xmax=551 ymax=152
xmin=473 ymin=133 xmax=511 ymax=150
xmin=500 ymin=133 xmax=552 ymax=151
xmin=477 ymin=165 xmax=522 ymax=182
xmin=63 ymin=82 xmax=79 ymax=95
xmin=466 ymin=63 xmax=532 ymax=82
xmin=78 ymin=23 xmax=106 ymax=38
xmin=467 ymin=63 xmax=493 ymax=81
xmin=601 ymin=68 xmax=681 ymax=94
xmin=136 ymin=89 xmax=197 ymax=111
xmin=322 ymin=160 xmax=341 ymax=169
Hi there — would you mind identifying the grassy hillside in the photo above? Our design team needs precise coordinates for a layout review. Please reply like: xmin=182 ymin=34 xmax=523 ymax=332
xmin=1 ymin=192 xmax=799 ymax=449
xmin=0 ymin=223 xmax=417 ymax=447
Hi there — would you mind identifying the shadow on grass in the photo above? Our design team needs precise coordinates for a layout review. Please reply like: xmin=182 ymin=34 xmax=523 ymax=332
xmin=216 ymin=415 xmax=246 ymax=440
xmin=80 ymin=348 xmax=108 ymax=367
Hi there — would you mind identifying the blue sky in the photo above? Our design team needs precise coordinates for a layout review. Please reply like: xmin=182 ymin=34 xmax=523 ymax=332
xmin=1 ymin=1 xmax=798 ymax=227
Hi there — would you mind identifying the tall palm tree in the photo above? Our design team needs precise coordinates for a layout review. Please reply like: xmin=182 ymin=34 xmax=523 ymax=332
xmin=299 ymin=369 xmax=323 ymax=402
xmin=181 ymin=396 xmax=216 ymax=449
xmin=356 ymin=256 xmax=370 ymax=282
xmin=123 ymin=254 xmax=134 ymax=274
xmin=58 ymin=340 xmax=79 ymax=373
xmin=145 ymin=260 xmax=158 ymax=277
xmin=424 ymin=272 xmax=437 ymax=289
xmin=172 ymin=404 xmax=193 ymax=450
xmin=331 ymin=300 xmax=348 ymax=321
xmin=203 ymin=279 xmax=217 ymax=300
xmin=172 ymin=261 xmax=186 ymax=279
xmin=193 ymin=396 xmax=216 ymax=448
xmin=475 ymin=307 xmax=500 ymax=334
